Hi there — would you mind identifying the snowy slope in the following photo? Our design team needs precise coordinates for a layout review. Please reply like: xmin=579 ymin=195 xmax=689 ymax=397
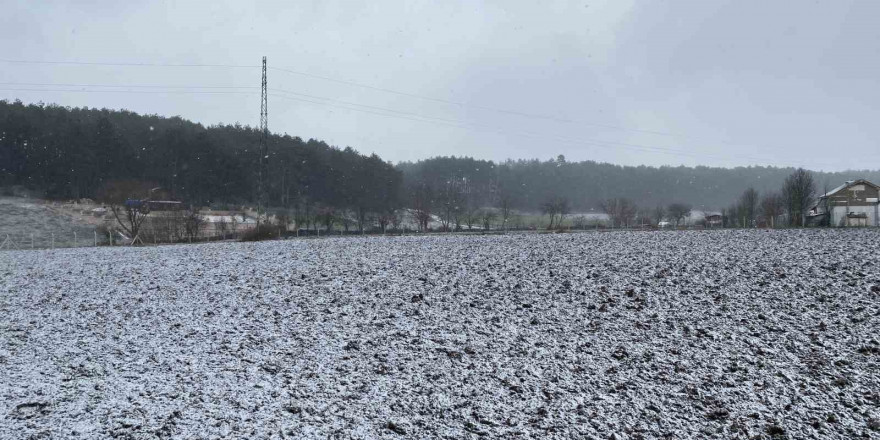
xmin=1 ymin=230 xmax=879 ymax=439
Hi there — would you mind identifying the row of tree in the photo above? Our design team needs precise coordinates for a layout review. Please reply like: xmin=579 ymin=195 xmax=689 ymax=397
xmin=398 ymin=156 xmax=880 ymax=213
xmin=724 ymin=168 xmax=816 ymax=228
xmin=1 ymin=100 xmax=867 ymax=233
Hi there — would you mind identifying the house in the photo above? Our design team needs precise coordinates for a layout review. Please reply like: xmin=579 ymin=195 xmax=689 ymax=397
xmin=808 ymin=179 xmax=880 ymax=227
xmin=704 ymin=213 xmax=723 ymax=228
xmin=145 ymin=200 xmax=183 ymax=211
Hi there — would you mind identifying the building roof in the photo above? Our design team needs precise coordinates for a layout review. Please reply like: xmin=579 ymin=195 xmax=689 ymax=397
xmin=819 ymin=179 xmax=879 ymax=199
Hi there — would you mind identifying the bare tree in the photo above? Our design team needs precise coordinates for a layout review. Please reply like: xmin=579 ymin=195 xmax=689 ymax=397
xmin=317 ymin=206 xmax=335 ymax=233
xmin=339 ymin=209 xmax=355 ymax=233
xmin=110 ymin=202 xmax=150 ymax=244
xmin=464 ymin=208 xmax=480 ymax=230
xmin=293 ymin=202 xmax=310 ymax=234
xmin=781 ymin=168 xmax=816 ymax=227
xmin=498 ymin=193 xmax=513 ymax=231
xmin=98 ymin=180 xmax=158 ymax=245
xmin=389 ymin=209 xmax=403 ymax=232
xmin=739 ymin=187 xmax=759 ymax=227
xmin=377 ymin=208 xmax=397 ymax=233
xmin=541 ymin=197 xmax=570 ymax=230
xmin=653 ymin=205 xmax=666 ymax=226
xmin=541 ymin=199 xmax=559 ymax=230
xmin=411 ymin=181 xmax=433 ymax=232
xmin=556 ymin=198 xmax=570 ymax=229
xmin=216 ymin=217 xmax=229 ymax=239
xmin=165 ymin=208 xmax=187 ymax=242
xmin=438 ymin=178 xmax=465 ymax=232
xmin=183 ymin=206 xmax=204 ymax=242
xmin=635 ymin=207 xmax=653 ymax=227
xmin=760 ymin=192 xmax=784 ymax=228
xmin=667 ymin=203 xmax=692 ymax=227
xmin=275 ymin=209 xmax=291 ymax=233
xmin=480 ymin=208 xmax=497 ymax=230
xmin=601 ymin=198 xmax=637 ymax=228
xmin=355 ymin=207 xmax=370 ymax=234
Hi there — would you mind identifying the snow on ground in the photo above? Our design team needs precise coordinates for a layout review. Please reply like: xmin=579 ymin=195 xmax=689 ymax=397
xmin=0 ymin=198 xmax=98 ymax=248
xmin=1 ymin=230 xmax=879 ymax=439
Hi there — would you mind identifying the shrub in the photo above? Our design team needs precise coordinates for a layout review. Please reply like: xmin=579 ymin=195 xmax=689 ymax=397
xmin=239 ymin=224 xmax=278 ymax=242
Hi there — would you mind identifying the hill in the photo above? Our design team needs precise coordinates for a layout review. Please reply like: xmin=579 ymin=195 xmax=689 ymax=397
xmin=3 ymin=100 xmax=878 ymax=216
xmin=398 ymin=156 xmax=880 ymax=212
xmin=0 ymin=100 xmax=401 ymax=216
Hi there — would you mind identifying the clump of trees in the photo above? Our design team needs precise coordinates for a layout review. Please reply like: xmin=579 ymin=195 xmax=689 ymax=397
xmin=782 ymin=168 xmax=816 ymax=227
xmin=667 ymin=203 xmax=692 ymax=227
xmin=541 ymin=197 xmax=570 ymax=230
xmin=722 ymin=168 xmax=816 ymax=228
xmin=652 ymin=205 xmax=666 ymax=226
xmin=760 ymin=192 xmax=784 ymax=228
xmin=601 ymin=198 xmax=637 ymax=228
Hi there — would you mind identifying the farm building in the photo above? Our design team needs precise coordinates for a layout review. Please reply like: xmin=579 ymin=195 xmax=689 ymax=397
xmin=808 ymin=179 xmax=880 ymax=227
xmin=704 ymin=213 xmax=722 ymax=227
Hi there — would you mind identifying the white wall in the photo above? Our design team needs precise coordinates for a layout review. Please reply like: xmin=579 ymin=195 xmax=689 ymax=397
xmin=830 ymin=205 xmax=879 ymax=227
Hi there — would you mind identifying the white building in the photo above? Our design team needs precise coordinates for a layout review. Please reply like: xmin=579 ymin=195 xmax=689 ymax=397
xmin=809 ymin=179 xmax=880 ymax=227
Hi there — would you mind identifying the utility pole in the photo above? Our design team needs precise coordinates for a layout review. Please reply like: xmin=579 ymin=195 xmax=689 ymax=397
xmin=257 ymin=56 xmax=269 ymax=224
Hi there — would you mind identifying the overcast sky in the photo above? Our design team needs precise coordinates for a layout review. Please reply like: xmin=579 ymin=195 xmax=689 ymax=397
xmin=2 ymin=0 xmax=878 ymax=171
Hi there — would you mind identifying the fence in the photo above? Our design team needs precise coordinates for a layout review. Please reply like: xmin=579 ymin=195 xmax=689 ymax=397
xmin=0 ymin=230 xmax=122 ymax=251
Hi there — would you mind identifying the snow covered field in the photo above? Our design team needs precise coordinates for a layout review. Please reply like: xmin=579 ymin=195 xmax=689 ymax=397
xmin=2 ymin=230 xmax=879 ymax=439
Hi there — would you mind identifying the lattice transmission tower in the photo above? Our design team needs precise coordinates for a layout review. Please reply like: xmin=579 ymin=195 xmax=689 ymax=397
xmin=257 ymin=56 xmax=268 ymax=222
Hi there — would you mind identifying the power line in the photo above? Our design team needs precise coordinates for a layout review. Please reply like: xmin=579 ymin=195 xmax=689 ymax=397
xmin=0 ymin=70 xmax=850 ymax=169
xmin=268 ymin=89 xmax=841 ymax=169
xmin=11 ymin=80 xmax=707 ymax=161
xmin=270 ymin=92 xmax=698 ymax=160
xmin=0 ymin=58 xmax=728 ymax=142
xmin=0 ymin=87 xmax=256 ymax=95
xmin=268 ymin=65 xmax=691 ymax=138
xmin=0 ymin=59 xmax=257 ymax=69
xmin=1 ymin=57 xmax=844 ymax=166
xmin=0 ymin=81 xmax=257 ymax=90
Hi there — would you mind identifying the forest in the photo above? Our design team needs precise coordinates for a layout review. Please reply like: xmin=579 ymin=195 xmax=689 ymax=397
xmin=0 ymin=100 xmax=401 ymax=225
xmin=398 ymin=156 xmax=880 ymax=212
xmin=3 ymin=100 xmax=879 ymax=220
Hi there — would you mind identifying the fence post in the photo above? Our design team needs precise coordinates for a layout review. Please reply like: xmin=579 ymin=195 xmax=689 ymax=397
xmin=74 ymin=231 xmax=77 ymax=247
xmin=109 ymin=230 xmax=112 ymax=246
xmin=51 ymin=233 xmax=55 ymax=249
xmin=94 ymin=231 xmax=97 ymax=247
xmin=31 ymin=233 xmax=34 ymax=249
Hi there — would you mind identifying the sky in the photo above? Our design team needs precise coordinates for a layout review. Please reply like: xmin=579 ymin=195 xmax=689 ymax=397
xmin=1 ymin=0 xmax=878 ymax=171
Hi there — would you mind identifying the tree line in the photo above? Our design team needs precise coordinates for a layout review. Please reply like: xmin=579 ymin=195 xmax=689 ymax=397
xmin=0 ymin=100 xmax=401 ymax=233
xmin=3 ymin=100 xmax=877 ymax=232
xmin=724 ymin=168 xmax=818 ymax=228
